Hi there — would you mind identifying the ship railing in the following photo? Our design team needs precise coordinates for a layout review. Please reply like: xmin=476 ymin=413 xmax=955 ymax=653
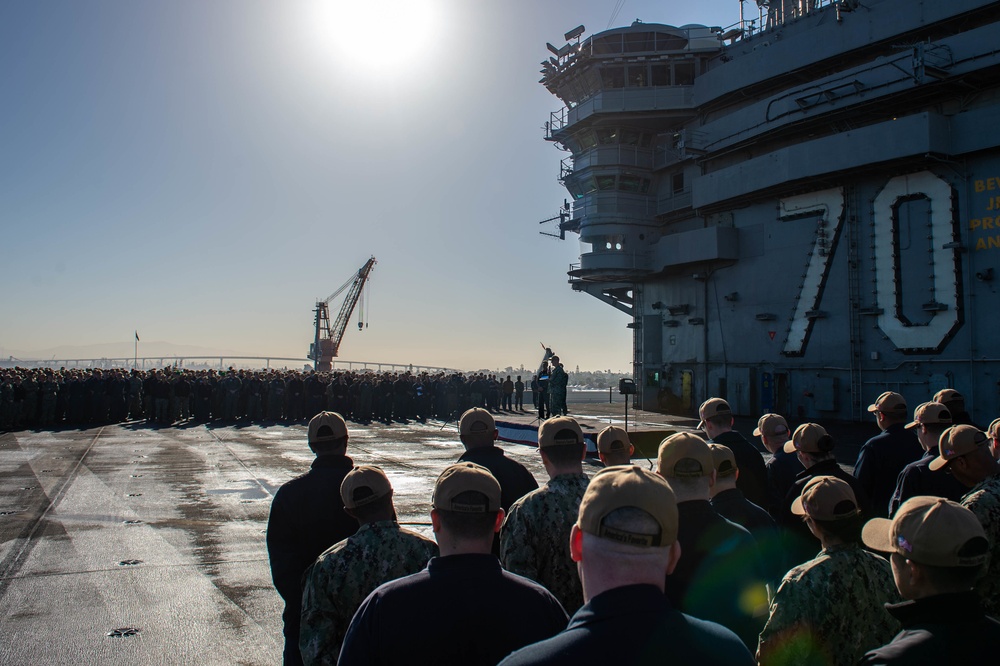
xmin=726 ymin=0 xmax=845 ymax=42
xmin=547 ymin=108 xmax=569 ymax=137
xmin=559 ymin=157 xmax=573 ymax=182
xmin=0 ymin=356 xmax=460 ymax=374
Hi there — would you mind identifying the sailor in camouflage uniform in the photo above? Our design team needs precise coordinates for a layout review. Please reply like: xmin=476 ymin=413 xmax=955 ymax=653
xmin=928 ymin=424 xmax=1000 ymax=616
xmin=548 ymin=358 xmax=569 ymax=416
xmin=500 ymin=416 xmax=589 ymax=613
xmin=299 ymin=466 xmax=437 ymax=665
xmin=757 ymin=476 xmax=899 ymax=666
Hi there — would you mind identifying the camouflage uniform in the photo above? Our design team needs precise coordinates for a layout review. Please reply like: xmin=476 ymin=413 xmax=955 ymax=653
xmin=500 ymin=472 xmax=589 ymax=613
xmin=961 ymin=473 xmax=1000 ymax=616
xmin=299 ymin=520 xmax=438 ymax=665
xmin=757 ymin=543 xmax=899 ymax=666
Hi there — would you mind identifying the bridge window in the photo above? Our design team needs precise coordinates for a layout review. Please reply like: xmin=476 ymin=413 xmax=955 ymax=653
xmin=674 ymin=62 xmax=695 ymax=85
xmin=596 ymin=128 xmax=618 ymax=145
xmin=672 ymin=172 xmax=685 ymax=194
xmin=627 ymin=65 xmax=647 ymax=87
xmin=619 ymin=175 xmax=651 ymax=194
xmin=622 ymin=129 xmax=652 ymax=147
xmin=578 ymin=131 xmax=597 ymax=150
xmin=651 ymin=64 xmax=670 ymax=86
xmin=596 ymin=175 xmax=617 ymax=191
xmin=601 ymin=66 xmax=625 ymax=89
xmin=655 ymin=33 xmax=687 ymax=51
xmin=624 ymin=32 xmax=655 ymax=53
xmin=593 ymin=35 xmax=623 ymax=55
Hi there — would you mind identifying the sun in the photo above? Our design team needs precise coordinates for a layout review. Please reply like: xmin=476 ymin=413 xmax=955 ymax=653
xmin=301 ymin=0 xmax=443 ymax=82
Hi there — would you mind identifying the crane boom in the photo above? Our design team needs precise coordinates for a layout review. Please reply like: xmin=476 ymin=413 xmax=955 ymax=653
xmin=310 ymin=256 xmax=377 ymax=371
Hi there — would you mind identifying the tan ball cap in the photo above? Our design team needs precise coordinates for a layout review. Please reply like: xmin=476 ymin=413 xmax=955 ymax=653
xmin=708 ymin=443 xmax=738 ymax=477
xmin=933 ymin=388 xmax=963 ymax=406
xmin=753 ymin=413 xmax=789 ymax=438
xmin=459 ymin=408 xmax=495 ymax=437
xmin=791 ymin=475 xmax=860 ymax=521
xmin=867 ymin=391 xmax=907 ymax=414
xmin=904 ymin=401 xmax=952 ymax=430
xmin=431 ymin=462 xmax=501 ymax=513
xmin=697 ymin=397 xmax=731 ymax=429
xmin=597 ymin=425 xmax=631 ymax=454
xmin=538 ymin=416 xmax=585 ymax=449
xmin=783 ymin=423 xmax=833 ymax=454
xmin=928 ymin=425 xmax=990 ymax=471
xmin=341 ymin=466 xmax=392 ymax=508
xmin=862 ymin=496 xmax=989 ymax=567
xmin=308 ymin=411 xmax=348 ymax=443
xmin=657 ymin=432 xmax=712 ymax=478
xmin=578 ymin=466 xmax=678 ymax=548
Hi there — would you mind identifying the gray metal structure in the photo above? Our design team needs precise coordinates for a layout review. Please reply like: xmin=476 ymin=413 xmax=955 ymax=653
xmin=539 ymin=0 xmax=1000 ymax=423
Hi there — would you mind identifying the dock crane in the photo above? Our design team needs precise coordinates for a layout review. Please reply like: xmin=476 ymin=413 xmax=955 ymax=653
xmin=309 ymin=256 xmax=376 ymax=371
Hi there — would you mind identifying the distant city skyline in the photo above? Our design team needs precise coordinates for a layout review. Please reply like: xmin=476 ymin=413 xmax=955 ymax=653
xmin=0 ymin=1 xmax=739 ymax=372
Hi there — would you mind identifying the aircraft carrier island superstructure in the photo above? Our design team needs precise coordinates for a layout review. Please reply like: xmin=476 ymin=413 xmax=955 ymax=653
xmin=539 ymin=0 xmax=1000 ymax=423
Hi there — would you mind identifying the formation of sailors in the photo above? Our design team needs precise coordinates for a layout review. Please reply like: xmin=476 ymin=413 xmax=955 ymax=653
xmin=269 ymin=389 xmax=1000 ymax=665
xmin=0 ymin=366 xmax=532 ymax=430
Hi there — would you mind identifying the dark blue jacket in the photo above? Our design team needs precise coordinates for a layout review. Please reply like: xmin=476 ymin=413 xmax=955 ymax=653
xmin=855 ymin=423 xmax=923 ymax=518
xmin=499 ymin=584 xmax=753 ymax=666
xmin=860 ymin=591 xmax=1000 ymax=664
xmin=339 ymin=554 xmax=567 ymax=666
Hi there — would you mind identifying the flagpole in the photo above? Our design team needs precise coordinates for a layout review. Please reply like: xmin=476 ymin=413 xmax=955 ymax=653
xmin=134 ymin=331 xmax=138 ymax=369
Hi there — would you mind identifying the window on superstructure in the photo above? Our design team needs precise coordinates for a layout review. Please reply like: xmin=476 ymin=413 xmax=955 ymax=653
xmin=593 ymin=35 xmax=623 ymax=55
xmin=621 ymin=129 xmax=641 ymax=146
xmin=564 ymin=178 xmax=586 ymax=200
xmin=578 ymin=132 xmax=597 ymax=150
xmin=596 ymin=129 xmax=618 ymax=145
xmin=655 ymin=34 xmax=687 ymax=51
xmin=674 ymin=62 xmax=695 ymax=85
xmin=601 ymin=67 xmax=625 ymax=89
xmin=672 ymin=172 xmax=685 ymax=194
xmin=619 ymin=175 xmax=651 ymax=194
xmin=596 ymin=175 xmax=617 ymax=190
xmin=624 ymin=32 xmax=655 ymax=53
xmin=627 ymin=66 xmax=647 ymax=87
xmin=651 ymin=65 xmax=670 ymax=86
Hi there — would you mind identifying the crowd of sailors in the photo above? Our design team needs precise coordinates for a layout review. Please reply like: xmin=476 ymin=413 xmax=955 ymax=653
xmin=0 ymin=366 xmax=552 ymax=430
xmin=267 ymin=389 xmax=1000 ymax=665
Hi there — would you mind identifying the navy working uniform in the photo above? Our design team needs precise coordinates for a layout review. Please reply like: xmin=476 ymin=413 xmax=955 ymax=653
xmin=267 ymin=454 xmax=358 ymax=665
xmin=860 ymin=591 xmax=1000 ymax=664
xmin=888 ymin=445 xmax=966 ymax=517
xmin=666 ymin=499 xmax=768 ymax=649
xmin=499 ymin=584 xmax=753 ymax=666
xmin=710 ymin=430 xmax=770 ymax=508
xmin=338 ymin=554 xmax=568 ymax=666
xmin=854 ymin=422 xmax=922 ymax=518
xmin=458 ymin=445 xmax=538 ymax=513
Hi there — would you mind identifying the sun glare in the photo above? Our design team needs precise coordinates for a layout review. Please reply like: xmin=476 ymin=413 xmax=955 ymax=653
xmin=302 ymin=0 xmax=442 ymax=82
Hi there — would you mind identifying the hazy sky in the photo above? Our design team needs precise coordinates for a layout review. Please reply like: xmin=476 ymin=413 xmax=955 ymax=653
xmin=1 ymin=0 xmax=738 ymax=371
